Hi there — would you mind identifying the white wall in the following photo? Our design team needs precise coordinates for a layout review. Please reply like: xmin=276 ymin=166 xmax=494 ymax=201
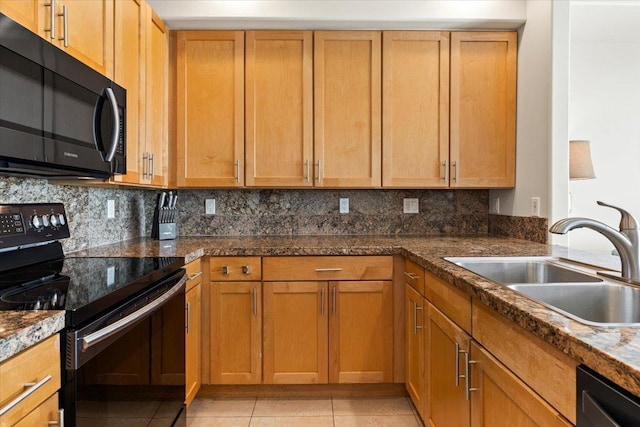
xmin=568 ymin=1 xmax=640 ymax=254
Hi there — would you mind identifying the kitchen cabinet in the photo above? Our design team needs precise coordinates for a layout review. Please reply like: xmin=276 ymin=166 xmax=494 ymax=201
xmin=382 ymin=31 xmax=450 ymax=188
xmin=0 ymin=335 xmax=62 ymax=426
xmin=263 ymin=256 xmax=394 ymax=384
xmin=450 ymin=32 xmax=517 ymax=188
xmin=469 ymin=342 xmax=572 ymax=427
xmin=176 ymin=31 xmax=245 ymax=187
xmin=314 ymin=31 xmax=382 ymax=188
xmin=405 ymin=284 xmax=425 ymax=420
xmin=263 ymin=281 xmax=328 ymax=384
xmin=209 ymin=257 xmax=262 ymax=384
xmin=114 ymin=1 xmax=167 ymax=186
xmin=245 ymin=31 xmax=313 ymax=187
xmin=185 ymin=258 xmax=203 ymax=406
xmin=0 ymin=0 xmax=114 ymax=77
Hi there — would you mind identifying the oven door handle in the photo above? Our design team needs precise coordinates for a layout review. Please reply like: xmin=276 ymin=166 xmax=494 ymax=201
xmin=81 ymin=275 xmax=187 ymax=351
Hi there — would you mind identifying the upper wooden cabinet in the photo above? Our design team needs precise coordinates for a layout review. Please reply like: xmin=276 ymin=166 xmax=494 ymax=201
xmin=314 ymin=31 xmax=382 ymax=188
xmin=1 ymin=0 xmax=114 ymax=77
xmin=382 ymin=31 xmax=450 ymax=188
xmin=245 ymin=31 xmax=313 ymax=187
xmin=176 ymin=31 xmax=245 ymax=187
xmin=450 ymin=32 xmax=517 ymax=188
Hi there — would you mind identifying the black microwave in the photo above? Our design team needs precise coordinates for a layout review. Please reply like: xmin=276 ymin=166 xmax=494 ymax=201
xmin=0 ymin=13 xmax=126 ymax=180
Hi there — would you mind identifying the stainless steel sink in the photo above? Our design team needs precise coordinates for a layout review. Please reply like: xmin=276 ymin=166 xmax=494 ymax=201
xmin=445 ymin=256 xmax=640 ymax=327
xmin=445 ymin=257 xmax=603 ymax=284
xmin=508 ymin=283 xmax=640 ymax=326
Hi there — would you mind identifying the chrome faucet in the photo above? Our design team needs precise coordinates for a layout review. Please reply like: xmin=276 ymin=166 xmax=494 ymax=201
xmin=549 ymin=201 xmax=640 ymax=282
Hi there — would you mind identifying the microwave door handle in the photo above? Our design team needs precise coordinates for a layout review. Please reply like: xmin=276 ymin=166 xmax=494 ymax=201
xmin=104 ymin=87 xmax=120 ymax=162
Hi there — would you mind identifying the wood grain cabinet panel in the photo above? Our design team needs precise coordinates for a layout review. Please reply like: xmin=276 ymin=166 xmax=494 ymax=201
xmin=185 ymin=259 xmax=203 ymax=406
xmin=382 ymin=31 xmax=450 ymax=188
xmin=176 ymin=31 xmax=245 ymax=187
xmin=245 ymin=31 xmax=313 ymax=187
xmin=0 ymin=0 xmax=40 ymax=33
xmin=450 ymin=32 xmax=517 ymax=188
xmin=405 ymin=284 xmax=426 ymax=419
xmin=314 ymin=31 xmax=381 ymax=188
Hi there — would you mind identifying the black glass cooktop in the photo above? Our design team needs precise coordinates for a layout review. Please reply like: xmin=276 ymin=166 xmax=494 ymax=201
xmin=0 ymin=256 xmax=184 ymax=325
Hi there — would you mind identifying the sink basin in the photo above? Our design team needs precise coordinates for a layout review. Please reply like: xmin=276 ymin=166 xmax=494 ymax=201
xmin=508 ymin=283 xmax=640 ymax=326
xmin=445 ymin=257 xmax=603 ymax=284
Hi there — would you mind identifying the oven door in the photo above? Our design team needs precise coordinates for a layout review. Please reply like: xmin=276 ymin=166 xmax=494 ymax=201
xmin=63 ymin=270 xmax=187 ymax=427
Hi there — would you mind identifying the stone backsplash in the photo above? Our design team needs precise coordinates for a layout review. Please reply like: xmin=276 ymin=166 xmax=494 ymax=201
xmin=488 ymin=213 xmax=549 ymax=244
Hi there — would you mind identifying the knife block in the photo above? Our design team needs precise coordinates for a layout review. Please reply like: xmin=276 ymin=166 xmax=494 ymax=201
xmin=151 ymin=205 xmax=177 ymax=240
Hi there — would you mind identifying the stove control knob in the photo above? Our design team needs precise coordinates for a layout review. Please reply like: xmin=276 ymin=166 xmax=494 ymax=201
xmin=58 ymin=214 xmax=66 ymax=226
xmin=31 ymin=215 xmax=43 ymax=229
xmin=41 ymin=214 xmax=50 ymax=227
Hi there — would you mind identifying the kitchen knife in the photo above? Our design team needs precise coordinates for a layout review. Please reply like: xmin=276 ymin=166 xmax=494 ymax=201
xmin=171 ymin=194 xmax=178 ymax=223
xmin=158 ymin=192 xmax=166 ymax=223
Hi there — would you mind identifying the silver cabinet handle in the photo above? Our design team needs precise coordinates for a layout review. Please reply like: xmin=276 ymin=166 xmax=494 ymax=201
xmin=0 ymin=374 xmax=52 ymax=416
xmin=48 ymin=408 xmax=64 ymax=426
xmin=185 ymin=301 xmax=191 ymax=333
xmin=103 ymin=88 xmax=120 ymax=162
xmin=57 ymin=4 xmax=68 ymax=47
xmin=187 ymin=271 xmax=203 ymax=281
xmin=455 ymin=342 xmax=461 ymax=387
xmin=44 ymin=0 xmax=56 ymax=39
xmin=149 ymin=153 xmax=154 ymax=178
xmin=82 ymin=276 xmax=186 ymax=350
xmin=452 ymin=160 xmax=458 ymax=183
xmin=403 ymin=272 xmax=419 ymax=280
xmin=242 ymin=265 xmax=251 ymax=275
xmin=252 ymin=287 xmax=258 ymax=316
xmin=320 ymin=287 xmax=325 ymax=315
xmin=315 ymin=160 xmax=322 ymax=183
xmin=413 ymin=302 xmax=423 ymax=334
xmin=315 ymin=268 xmax=342 ymax=272
xmin=304 ymin=159 xmax=310 ymax=183
xmin=142 ymin=152 xmax=148 ymax=178
xmin=442 ymin=160 xmax=448 ymax=181
xmin=235 ymin=159 xmax=240 ymax=183
xmin=332 ymin=287 xmax=337 ymax=315
xmin=221 ymin=266 xmax=229 ymax=275
xmin=464 ymin=351 xmax=479 ymax=401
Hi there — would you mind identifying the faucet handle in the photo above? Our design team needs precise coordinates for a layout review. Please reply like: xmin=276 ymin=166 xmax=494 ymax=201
xmin=597 ymin=201 xmax=640 ymax=231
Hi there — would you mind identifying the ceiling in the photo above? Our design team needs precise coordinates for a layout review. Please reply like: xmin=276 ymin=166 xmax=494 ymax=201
xmin=146 ymin=0 xmax=527 ymax=30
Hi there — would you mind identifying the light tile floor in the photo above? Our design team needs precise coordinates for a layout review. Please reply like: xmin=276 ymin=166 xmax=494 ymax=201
xmin=187 ymin=396 xmax=423 ymax=426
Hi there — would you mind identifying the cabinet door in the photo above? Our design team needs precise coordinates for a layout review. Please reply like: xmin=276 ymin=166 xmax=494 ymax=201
xmin=56 ymin=0 xmax=114 ymax=77
xmin=245 ymin=31 xmax=313 ymax=187
xmin=12 ymin=393 xmax=60 ymax=427
xmin=145 ymin=5 xmax=168 ymax=186
xmin=210 ymin=281 xmax=261 ymax=384
xmin=185 ymin=283 xmax=202 ymax=405
xmin=314 ymin=31 xmax=381 ymax=188
xmin=426 ymin=303 xmax=471 ymax=427
xmin=329 ymin=280 xmax=393 ymax=383
xmin=382 ymin=31 xmax=450 ymax=188
xmin=112 ymin=0 xmax=144 ymax=184
xmin=405 ymin=285 xmax=426 ymax=419
xmin=469 ymin=342 xmax=572 ymax=427
xmin=450 ymin=32 xmax=516 ymax=188
xmin=0 ymin=0 xmax=40 ymax=34
xmin=176 ymin=31 xmax=244 ymax=187
xmin=263 ymin=281 xmax=328 ymax=384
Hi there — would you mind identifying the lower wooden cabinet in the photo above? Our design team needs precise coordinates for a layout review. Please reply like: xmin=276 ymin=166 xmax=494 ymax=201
xmin=210 ymin=281 xmax=262 ymax=384
xmin=405 ymin=284 xmax=425 ymax=419
xmin=263 ymin=281 xmax=328 ymax=384
xmin=12 ymin=393 xmax=62 ymax=427
xmin=185 ymin=259 xmax=203 ymax=405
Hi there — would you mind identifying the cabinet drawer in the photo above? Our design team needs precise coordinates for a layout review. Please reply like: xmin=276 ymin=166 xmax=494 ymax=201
xmin=210 ymin=257 xmax=262 ymax=281
xmin=472 ymin=299 xmax=578 ymax=424
xmin=404 ymin=259 xmax=425 ymax=296
xmin=12 ymin=392 xmax=60 ymax=427
xmin=425 ymin=271 xmax=471 ymax=333
xmin=263 ymin=256 xmax=393 ymax=281
xmin=0 ymin=335 xmax=61 ymax=427
xmin=185 ymin=258 xmax=203 ymax=292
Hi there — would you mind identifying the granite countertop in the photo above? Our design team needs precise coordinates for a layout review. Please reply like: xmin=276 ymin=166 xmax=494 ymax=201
xmin=0 ymin=311 xmax=65 ymax=363
xmin=4 ymin=234 xmax=637 ymax=400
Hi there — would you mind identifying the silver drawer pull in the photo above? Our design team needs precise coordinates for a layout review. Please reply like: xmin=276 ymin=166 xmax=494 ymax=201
xmin=48 ymin=408 xmax=64 ymax=426
xmin=315 ymin=268 xmax=343 ymax=272
xmin=404 ymin=272 xmax=419 ymax=280
xmin=242 ymin=265 xmax=251 ymax=275
xmin=187 ymin=271 xmax=203 ymax=281
xmin=221 ymin=266 xmax=229 ymax=275
xmin=0 ymin=374 xmax=52 ymax=416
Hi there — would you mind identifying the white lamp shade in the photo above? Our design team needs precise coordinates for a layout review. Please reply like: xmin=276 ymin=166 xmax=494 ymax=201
xmin=569 ymin=140 xmax=596 ymax=180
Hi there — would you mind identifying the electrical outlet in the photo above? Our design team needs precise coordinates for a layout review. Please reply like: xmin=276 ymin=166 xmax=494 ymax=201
xmin=403 ymin=198 xmax=419 ymax=214
xmin=491 ymin=198 xmax=500 ymax=214
xmin=531 ymin=197 xmax=540 ymax=217
xmin=339 ymin=198 xmax=349 ymax=214
xmin=205 ymin=199 xmax=216 ymax=215
xmin=107 ymin=199 xmax=115 ymax=219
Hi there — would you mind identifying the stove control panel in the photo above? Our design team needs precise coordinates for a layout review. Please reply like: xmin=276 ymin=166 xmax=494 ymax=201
xmin=0 ymin=203 xmax=70 ymax=249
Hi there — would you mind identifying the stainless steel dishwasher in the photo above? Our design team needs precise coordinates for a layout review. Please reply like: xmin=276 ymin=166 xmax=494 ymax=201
xmin=577 ymin=365 xmax=640 ymax=426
